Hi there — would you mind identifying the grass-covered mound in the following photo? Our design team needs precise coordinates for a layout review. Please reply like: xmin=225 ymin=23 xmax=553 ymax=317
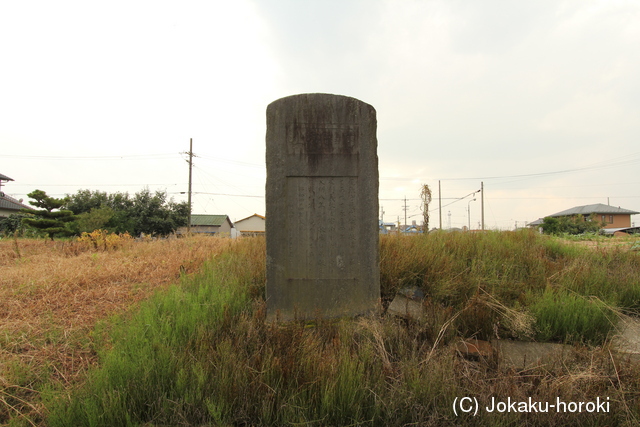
xmin=381 ymin=230 xmax=639 ymax=343
xmin=46 ymin=231 xmax=640 ymax=426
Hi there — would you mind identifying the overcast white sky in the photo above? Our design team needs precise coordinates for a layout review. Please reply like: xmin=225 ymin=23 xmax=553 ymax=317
xmin=2 ymin=0 xmax=639 ymax=229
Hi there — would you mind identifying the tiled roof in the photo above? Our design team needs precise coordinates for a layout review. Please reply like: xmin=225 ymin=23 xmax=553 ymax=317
xmin=549 ymin=203 xmax=639 ymax=217
xmin=0 ymin=173 xmax=14 ymax=182
xmin=0 ymin=193 xmax=33 ymax=211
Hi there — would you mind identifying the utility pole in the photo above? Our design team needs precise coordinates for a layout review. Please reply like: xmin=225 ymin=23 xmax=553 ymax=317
xmin=438 ymin=180 xmax=442 ymax=230
xmin=481 ymin=181 xmax=485 ymax=231
xmin=187 ymin=138 xmax=193 ymax=234
xmin=403 ymin=196 xmax=408 ymax=230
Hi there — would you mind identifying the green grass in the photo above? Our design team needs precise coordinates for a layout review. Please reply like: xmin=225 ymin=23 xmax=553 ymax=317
xmin=531 ymin=289 xmax=617 ymax=345
xmin=47 ymin=237 xmax=265 ymax=426
xmin=46 ymin=231 xmax=640 ymax=426
xmin=381 ymin=230 xmax=640 ymax=341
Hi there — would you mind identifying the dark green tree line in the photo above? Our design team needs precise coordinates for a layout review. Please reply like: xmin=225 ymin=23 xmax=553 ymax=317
xmin=65 ymin=188 xmax=189 ymax=236
xmin=18 ymin=188 xmax=188 ymax=238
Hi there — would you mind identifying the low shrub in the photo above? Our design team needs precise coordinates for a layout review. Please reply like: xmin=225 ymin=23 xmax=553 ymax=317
xmin=76 ymin=229 xmax=133 ymax=250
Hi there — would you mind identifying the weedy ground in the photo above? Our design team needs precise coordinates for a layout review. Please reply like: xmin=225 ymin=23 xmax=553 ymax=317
xmin=0 ymin=234 xmax=234 ymax=426
xmin=2 ymin=230 xmax=640 ymax=426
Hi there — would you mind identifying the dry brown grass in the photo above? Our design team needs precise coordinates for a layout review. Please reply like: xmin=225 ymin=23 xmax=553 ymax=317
xmin=567 ymin=234 xmax=639 ymax=251
xmin=0 ymin=234 xmax=233 ymax=424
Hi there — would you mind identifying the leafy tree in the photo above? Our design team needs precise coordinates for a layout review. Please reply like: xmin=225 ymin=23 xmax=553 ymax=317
xmin=21 ymin=190 xmax=76 ymax=240
xmin=66 ymin=189 xmax=110 ymax=215
xmin=541 ymin=214 xmax=604 ymax=235
xmin=129 ymin=189 xmax=188 ymax=236
xmin=75 ymin=206 xmax=115 ymax=234
xmin=540 ymin=217 xmax=560 ymax=234
xmin=0 ymin=213 xmax=29 ymax=236
xmin=65 ymin=188 xmax=188 ymax=236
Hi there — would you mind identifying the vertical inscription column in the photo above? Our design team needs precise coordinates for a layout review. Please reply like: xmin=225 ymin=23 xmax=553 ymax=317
xmin=266 ymin=93 xmax=380 ymax=321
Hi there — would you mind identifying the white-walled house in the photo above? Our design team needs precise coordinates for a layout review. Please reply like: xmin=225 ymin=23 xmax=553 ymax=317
xmin=235 ymin=213 xmax=265 ymax=236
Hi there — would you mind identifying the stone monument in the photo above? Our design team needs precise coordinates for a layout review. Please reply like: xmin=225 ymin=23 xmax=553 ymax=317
xmin=265 ymin=93 xmax=380 ymax=321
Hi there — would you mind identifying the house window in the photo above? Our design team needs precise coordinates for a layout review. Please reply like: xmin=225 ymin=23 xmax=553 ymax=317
xmin=610 ymin=215 xmax=614 ymax=223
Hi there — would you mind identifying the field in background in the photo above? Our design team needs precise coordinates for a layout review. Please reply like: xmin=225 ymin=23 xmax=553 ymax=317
xmin=2 ymin=230 xmax=640 ymax=425
xmin=0 ymin=235 xmax=234 ymax=426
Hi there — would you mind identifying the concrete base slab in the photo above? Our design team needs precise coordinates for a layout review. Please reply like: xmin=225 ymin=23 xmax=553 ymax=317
xmin=387 ymin=294 xmax=425 ymax=322
xmin=611 ymin=314 xmax=640 ymax=363
xmin=494 ymin=340 xmax=573 ymax=370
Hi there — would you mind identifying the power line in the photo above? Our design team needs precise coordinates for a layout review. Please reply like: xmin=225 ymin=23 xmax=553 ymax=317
xmin=197 ymin=155 xmax=265 ymax=168
xmin=439 ymin=152 xmax=640 ymax=181
xmin=173 ymin=191 xmax=264 ymax=198
xmin=485 ymin=195 xmax=640 ymax=200
xmin=429 ymin=189 xmax=480 ymax=213
xmin=0 ymin=153 xmax=179 ymax=160
xmin=379 ymin=151 xmax=640 ymax=183
xmin=11 ymin=183 xmax=183 ymax=187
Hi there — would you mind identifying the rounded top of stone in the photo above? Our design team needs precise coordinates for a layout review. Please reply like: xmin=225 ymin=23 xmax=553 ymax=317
xmin=267 ymin=93 xmax=375 ymax=111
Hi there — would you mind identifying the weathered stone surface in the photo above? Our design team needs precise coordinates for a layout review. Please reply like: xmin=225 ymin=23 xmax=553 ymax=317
xmin=265 ymin=93 xmax=380 ymax=321
xmin=387 ymin=288 xmax=426 ymax=321
xmin=455 ymin=339 xmax=574 ymax=369
xmin=611 ymin=314 xmax=640 ymax=363
xmin=388 ymin=295 xmax=425 ymax=321
xmin=494 ymin=340 xmax=572 ymax=370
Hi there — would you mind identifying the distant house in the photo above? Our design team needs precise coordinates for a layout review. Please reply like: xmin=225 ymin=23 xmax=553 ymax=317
xmin=527 ymin=218 xmax=544 ymax=228
xmin=0 ymin=193 xmax=32 ymax=218
xmin=234 ymin=213 xmax=265 ymax=236
xmin=177 ymin=214 xmax=235 ymax=235
xmin=549 ymin=204 xmax=637 ymax=229
xmin=0 ymin=173 xmax=33 ymax=218
xmin=529 ymin=203 xmax=639 ymax=231
xmin=401 ymin=220 xmax=421 ymax=234
xmin=379 ymin=220 xmax=397 ymax=234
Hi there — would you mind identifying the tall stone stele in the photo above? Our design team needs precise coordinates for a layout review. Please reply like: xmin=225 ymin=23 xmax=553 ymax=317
xmin=265 ymin=93 xmax=380 ymax=321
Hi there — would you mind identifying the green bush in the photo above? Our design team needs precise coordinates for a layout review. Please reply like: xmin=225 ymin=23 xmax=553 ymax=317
xmin=540 ymin=214 xmax=604 ymax=235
